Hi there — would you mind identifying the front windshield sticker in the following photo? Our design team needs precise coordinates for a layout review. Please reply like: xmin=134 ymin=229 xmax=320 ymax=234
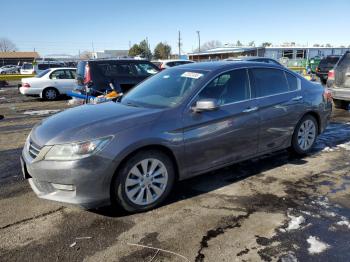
xmin=181 ymin=72 xmax=203 ymax=79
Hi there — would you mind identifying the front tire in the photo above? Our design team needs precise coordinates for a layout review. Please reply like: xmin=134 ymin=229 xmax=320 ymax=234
xmin=111 ymin=150 xmax=175 ymax=212
xmin=290 ymin=115 xmax=318 ymax=155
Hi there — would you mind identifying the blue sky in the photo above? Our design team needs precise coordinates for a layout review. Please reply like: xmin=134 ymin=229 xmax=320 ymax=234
xmin=2 ymin=0 xmax=350 ymax=56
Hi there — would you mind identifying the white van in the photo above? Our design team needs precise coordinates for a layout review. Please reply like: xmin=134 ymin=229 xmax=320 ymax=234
xmin=20 ymin=62 xmax=65 ymax=75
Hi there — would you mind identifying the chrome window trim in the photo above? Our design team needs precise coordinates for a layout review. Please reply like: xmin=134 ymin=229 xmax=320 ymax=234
xmin=186 ymin=65 xmax=302 ymax=110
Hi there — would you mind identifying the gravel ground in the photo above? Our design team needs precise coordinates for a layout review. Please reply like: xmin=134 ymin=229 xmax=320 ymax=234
xmin=1 ymin=85 xmax=350 ymax=262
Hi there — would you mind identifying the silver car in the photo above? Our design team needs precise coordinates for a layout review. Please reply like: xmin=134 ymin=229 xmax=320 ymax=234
xmin=21 ymin=62 xmax=332 ymax=212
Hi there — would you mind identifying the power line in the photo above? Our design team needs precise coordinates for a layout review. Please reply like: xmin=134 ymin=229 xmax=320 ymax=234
xmin=178 ymin=31 xmax=182 ymax=57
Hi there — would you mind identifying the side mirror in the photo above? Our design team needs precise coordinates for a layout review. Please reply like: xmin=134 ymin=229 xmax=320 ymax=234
xmin=193 ymin=99 xmax=219 ymax=113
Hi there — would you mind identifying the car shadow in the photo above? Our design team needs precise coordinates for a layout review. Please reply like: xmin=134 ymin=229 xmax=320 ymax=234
xmin=93 ymin=120 xmax=350 ymax=217
xmin=92 ymin=151 xmax=308 ymax=218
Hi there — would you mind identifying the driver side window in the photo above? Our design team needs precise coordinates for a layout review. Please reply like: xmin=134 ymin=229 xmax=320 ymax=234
xmin=198 ymin=69 xmax=250 ymax=105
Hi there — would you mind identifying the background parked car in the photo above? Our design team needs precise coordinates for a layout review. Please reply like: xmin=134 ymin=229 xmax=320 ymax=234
xmin=19 ymin=68 xmax=77 ymax=100
xmin=225 ymin=56 xmax=282 ymax=66
xmin=153 ymin=59 xmax=195 ymax=70
xmin=0 ymin=65 xmax=18 ymax=74
xmin=315 ymin=55 xmax=341 ymax=84
xmin=20 ymin=62 xmax=65 ymax=75
xmin=327 ymin=51 xmax=350 ymax=109
xmin=76 ymin=59 xmax=160 ymax=96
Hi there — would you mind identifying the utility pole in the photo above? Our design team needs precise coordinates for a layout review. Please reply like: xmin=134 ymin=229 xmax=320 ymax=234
xmin=91 ymin=41 xmax=95 ymax=53
xmin=129 ymin=41 xmax=131 ymax=49
xmin=178 ymin=31 xmax=181 ymax=58
xmin=196 ymin=31 xmax=200 ymax=52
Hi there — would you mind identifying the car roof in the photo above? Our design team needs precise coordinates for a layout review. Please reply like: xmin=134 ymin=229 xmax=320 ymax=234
xmin=49 ymin=67 xmax=76 ymax=70
xmin=158 ymin=59 xmax=193 ymax=62
xmin=174 ymin=61 xmax=283 ymax=72
xmin=85 ymin=59 xmax=150 ymax=63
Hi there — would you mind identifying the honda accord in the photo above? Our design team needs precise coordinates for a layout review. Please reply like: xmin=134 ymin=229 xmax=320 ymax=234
xmin=21 ymin=61 xmax=332 ymax=212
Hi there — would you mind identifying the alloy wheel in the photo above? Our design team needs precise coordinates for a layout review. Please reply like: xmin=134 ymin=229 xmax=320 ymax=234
xmin=125 ymin=158 xmax=168 ymax=206
xmin=297 ymin=119 xmax=316 ymax=151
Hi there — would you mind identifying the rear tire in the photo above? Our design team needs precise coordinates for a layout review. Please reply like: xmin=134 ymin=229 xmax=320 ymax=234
xmin=333 ymin=99 xmax=349 ymax=110
xmin=42 ymin=87 xmax=59 ymax=101
xmin=111 ymin=150 xmax=175 ymax=213
xmin=290 ymin=115 xmax=318 ymax=155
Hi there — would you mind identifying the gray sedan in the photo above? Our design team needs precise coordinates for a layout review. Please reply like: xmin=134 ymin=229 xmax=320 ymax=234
xmin=21 ymin=62 xmax=332 ymax=212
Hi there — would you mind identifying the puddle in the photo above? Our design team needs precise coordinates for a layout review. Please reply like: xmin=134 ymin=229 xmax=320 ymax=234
xmin=315 ymin=122 xmax=350 ymax=151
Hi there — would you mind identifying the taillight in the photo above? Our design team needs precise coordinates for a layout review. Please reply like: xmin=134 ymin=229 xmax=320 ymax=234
xmin=328 ymin=69 xmax=335 ymax=80
xmin=83 ymin=63 xmax=91 ymax=84
xmin=323 ymin=88 xmax=332 ymax=102
xmin=23 ymin=83 xmax=30 ymax=88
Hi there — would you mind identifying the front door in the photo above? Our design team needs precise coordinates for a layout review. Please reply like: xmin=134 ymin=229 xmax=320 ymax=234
xmin=182 ymin=69 xmax=259 ymax=174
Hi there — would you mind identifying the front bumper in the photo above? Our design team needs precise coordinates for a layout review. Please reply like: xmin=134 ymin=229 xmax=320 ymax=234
xmin=21 ymin=145 xmax=117 ymax=209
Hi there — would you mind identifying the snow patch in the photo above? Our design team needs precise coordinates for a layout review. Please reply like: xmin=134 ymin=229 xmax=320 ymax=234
xmin=322 ymin=146 xmax=334 ymax=152
xmin=286 ymin=214 xmax=305 ymax=231
xmin=337 ymin=142 xmax=350 ymax=151
xmin=280 ymin=252 xmax=298 ymax=262
xmin=336 ymin=220 xmax=350 ymax=229
xmin=307 ymin=236 xmax=330 ymax=254
xmin=23 ymin=110 xmax=61 ymax=116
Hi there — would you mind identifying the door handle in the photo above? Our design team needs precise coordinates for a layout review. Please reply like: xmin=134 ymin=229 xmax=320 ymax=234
xmin=291 ymin=96 xmax=303 ymax=101
xmin=242 ymin=106 xmax=258 ymax=113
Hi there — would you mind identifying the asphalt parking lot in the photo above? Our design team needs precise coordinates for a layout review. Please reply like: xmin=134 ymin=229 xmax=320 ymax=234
xmin=1 ymin=85 xmax=350 ymax=261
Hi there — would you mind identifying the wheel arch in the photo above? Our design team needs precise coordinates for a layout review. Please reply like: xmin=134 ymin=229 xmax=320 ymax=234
xmin=111 ymin=144 xmax=180 ymax=185
xmin=42 ymin=86 xmax=60 ymax=95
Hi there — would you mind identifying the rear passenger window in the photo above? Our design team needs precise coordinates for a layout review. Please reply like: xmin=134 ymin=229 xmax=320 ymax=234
xmin=198 ymin=69 xmax=250 ymax=105
xmin=250 ymin=68 xmax=289 ymax=97
xmin=285 ymin=72 xmax=299 ymax=91
xmin=134 ymin=63 xmax=159 ymax=76
xmin=96 ymin=63 xmax=136 ymax=77
xmin=38 ymin=64 xmax=50 ymax=70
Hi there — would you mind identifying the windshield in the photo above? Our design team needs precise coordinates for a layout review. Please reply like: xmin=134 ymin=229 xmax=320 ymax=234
xmin=22 ymin=64 xmax=33 ymax=70
xmin=36 ymin=69 xmax=50 ymax=78
xmin=121 ymin=68 xmax=207 ymax=108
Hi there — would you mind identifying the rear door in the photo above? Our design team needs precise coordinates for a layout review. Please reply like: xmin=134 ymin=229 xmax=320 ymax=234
xmin=249 ymin=67 xmax=304 ymax=153
xmin=183 ymin=69 xmax=259 ymax=174
xmin=335 ymin=52 xmax=350 ymax=88
xmin=114 ymin=62 xmax=139 ymax=92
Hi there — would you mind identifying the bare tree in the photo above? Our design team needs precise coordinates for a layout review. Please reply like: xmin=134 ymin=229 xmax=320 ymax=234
xmin=262 ymin=42 xmax=272 ymax=47
xmin=194 ymin=40 xmax=222 ymax=52
xmin=80 ymin=50 xmax=93 ymax=59
xmin=0 ymin=38 xmax=17 ymax=52
xmin=248 ymin=41 xmax=255 ymax=47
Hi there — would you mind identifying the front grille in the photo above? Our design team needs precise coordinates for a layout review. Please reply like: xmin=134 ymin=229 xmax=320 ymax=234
xmin=28 ymin=141 xmax=41 ymax=159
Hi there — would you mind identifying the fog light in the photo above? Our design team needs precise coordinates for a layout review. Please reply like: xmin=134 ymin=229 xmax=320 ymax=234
xmin=51 ymin=183 xmax=75 ymax=191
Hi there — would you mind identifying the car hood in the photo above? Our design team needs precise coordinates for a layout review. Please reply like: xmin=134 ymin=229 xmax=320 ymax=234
xmin=30 ymin=102 xmax=162 ymax=146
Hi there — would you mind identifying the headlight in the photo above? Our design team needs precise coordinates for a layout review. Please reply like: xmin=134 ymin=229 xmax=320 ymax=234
xmin=44 ymin=136 xmax=112 ymax=161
